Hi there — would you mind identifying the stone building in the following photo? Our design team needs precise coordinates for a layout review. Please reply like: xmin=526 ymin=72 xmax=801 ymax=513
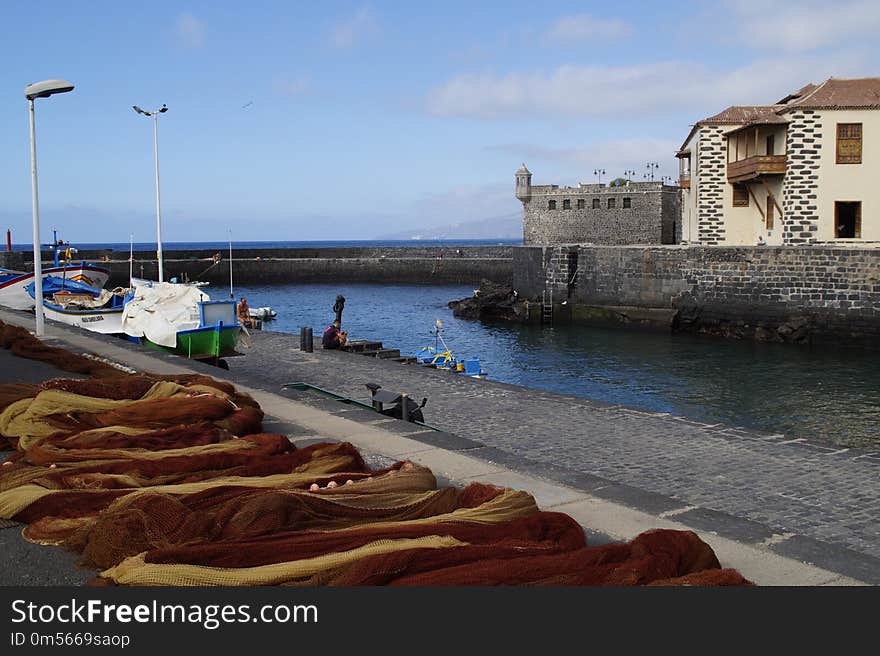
xmin=677 ymin=77 xmax=880 ymax=246
xmin=515 ymin=164 xmax=681 ymax=246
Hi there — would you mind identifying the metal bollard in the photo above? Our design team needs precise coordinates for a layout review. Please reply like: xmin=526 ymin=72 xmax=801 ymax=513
xmin=300 ymin=326 xmax=314 ymax=352
xmin=399 ymin=393 xmax=409 ymax=422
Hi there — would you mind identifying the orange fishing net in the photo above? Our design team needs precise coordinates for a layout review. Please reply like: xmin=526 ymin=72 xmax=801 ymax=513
xmin=0 ymin=321 xmax=753 ymax=587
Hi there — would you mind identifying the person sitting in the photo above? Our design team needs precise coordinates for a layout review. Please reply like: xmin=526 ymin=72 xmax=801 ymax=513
xmin=237 ymin=297 xmax=253 ymax=328
xmin=756 ymin=235 xmax=766 ymax=246
xmin=322 ymin=319 xmax=348 ymax=349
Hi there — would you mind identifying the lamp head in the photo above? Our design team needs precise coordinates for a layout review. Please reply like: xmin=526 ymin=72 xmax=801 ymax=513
xmin=25 ymin=79 xmax=74 ymax=101
xmin=159 ymin=104 xmax=168 ymax=113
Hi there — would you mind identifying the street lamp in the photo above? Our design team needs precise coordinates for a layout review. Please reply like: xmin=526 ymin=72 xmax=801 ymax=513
xmin=593 ymin=168 xmax=605 ymax=184
xmin=25 ymin=79 xmax=74 ymax=337
xmin=646 ymin=162 xmax=660 ymax=181
xmin=133 ymin=103 xmax=168 ymax=282
xmin=623 ymin=169 xmax=638 ymax=182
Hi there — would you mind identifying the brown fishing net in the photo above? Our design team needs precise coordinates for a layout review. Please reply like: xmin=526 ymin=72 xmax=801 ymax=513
xmin=0 ymin=324 xmax=753 ymax=586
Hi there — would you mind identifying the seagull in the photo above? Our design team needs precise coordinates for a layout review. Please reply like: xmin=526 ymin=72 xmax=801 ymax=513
xmin=242 ymin=100 xmax=254 ymax=109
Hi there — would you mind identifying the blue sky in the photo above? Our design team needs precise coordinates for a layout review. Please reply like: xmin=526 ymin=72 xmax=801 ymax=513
xmin=1 ymin=0 xmax=877 ymax=243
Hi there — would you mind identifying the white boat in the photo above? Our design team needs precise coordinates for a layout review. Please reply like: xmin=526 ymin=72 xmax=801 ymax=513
xmin=249 ymin=306 xmax=277 ymax=320
xmin=0 ymin=263 xmax=110 ymax=310
xmin=27 ymin=277 xmax=128 ymax=335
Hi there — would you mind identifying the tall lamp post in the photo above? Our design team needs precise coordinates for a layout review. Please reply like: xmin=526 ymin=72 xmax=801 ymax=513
xmin=593 ymin=168 xmax=605 ymax=184
xmin=133 ymin=103 xmax=168 ymax=282
xmin=646 ymin=162 xmax=660 ymax=181
xmin=25 ymin=79 xmax=75 ymax=337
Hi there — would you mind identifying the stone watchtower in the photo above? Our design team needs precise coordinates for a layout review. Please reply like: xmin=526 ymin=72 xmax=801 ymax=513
xmin=515 ymin=163 xmax=532 ymax=203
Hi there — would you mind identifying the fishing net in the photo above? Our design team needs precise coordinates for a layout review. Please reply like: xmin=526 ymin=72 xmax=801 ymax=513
xmin=0 ymin=328 xmax=752 ymax=586
xmin=0 ymin=321 xmax=126 ymax=378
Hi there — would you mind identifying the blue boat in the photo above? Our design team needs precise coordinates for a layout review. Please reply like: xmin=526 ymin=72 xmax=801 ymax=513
xmin=416 ymin=320 xmax=487 ymax=378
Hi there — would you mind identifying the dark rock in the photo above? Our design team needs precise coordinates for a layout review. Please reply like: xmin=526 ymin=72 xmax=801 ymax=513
xmin=448 ymin=279 xmax=528 ymax=322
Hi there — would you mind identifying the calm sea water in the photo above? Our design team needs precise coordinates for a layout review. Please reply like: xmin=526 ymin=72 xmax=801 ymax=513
xmin=231 ymin=282 xmax=880 ymax=449
xmin=14 ymin=239 xmax=521 ymax=252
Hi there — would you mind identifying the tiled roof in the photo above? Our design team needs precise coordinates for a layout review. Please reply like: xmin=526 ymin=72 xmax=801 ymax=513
xmin=675 ymin=77 xmax=880 ymax=155
xmin=778 ymin=77 xmax=880 ymax=111
xmin=698 ymin=105 xmax=785 ymax=126
xmin=776 ymin=83 xmax=818 ymax=105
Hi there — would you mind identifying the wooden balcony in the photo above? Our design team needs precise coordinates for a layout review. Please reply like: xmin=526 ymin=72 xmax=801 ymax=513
xmin=727 ymin=155 xmax=787 ymax=183
xmin=679 ymin=174 xmax=691 ymax=189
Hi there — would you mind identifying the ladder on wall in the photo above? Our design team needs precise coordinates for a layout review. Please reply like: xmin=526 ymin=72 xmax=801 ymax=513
xmin=542 ymin=288 xmax=553 ymax=325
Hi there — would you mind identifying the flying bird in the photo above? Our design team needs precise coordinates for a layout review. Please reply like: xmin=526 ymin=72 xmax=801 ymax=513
xmin=242 ymin=100 xmax=254 ymax=109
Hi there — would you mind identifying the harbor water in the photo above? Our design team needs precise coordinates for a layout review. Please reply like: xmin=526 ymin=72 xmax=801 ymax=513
xmin=232 ymin=282 xmax=880 ymax=449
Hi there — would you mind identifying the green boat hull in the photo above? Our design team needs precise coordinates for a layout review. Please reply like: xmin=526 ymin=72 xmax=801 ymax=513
xmin=142 ymin=324 xmax=240 ymax=361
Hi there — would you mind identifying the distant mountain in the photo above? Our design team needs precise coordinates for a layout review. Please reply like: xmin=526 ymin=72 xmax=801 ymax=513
xmin=376 ymin=214 xmax=522 ymax=240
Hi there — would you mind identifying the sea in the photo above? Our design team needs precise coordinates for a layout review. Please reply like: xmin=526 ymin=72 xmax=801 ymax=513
xmin=12 ymin=239 xmax=521 ymax=252
xmin=15 ymin=239 xmax=879 ymax=448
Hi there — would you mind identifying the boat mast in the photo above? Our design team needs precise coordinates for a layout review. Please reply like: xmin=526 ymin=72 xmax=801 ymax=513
xmin=129 ymin=234 xmax=134 ymax=288
xmin=228 ymin=229 xmax=233 ymax=299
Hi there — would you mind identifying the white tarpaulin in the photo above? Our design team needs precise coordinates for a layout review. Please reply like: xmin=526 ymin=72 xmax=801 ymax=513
xmin=121 ymin=282 xmax=210 ymax=348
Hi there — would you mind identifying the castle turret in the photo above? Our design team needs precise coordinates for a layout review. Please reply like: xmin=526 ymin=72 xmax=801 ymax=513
xmin=515 ymin=163 xmax=532 ymax=203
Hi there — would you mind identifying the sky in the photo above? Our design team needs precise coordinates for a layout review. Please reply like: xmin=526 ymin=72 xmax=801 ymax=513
xmin=1 ymin=0 xmax=878 ymax=243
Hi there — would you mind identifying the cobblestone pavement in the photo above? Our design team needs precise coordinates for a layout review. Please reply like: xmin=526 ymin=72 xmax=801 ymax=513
xmin=228 ymin=330 xmax=880 ymax=574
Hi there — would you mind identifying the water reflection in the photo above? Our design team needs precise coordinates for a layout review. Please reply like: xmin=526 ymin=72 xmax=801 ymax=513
xmin=234 ymin=283 xmax=880 ymax=448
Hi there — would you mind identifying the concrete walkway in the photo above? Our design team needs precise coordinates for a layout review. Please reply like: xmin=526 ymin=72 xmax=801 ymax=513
xmin=0 ymin=308 xmax=874 ymax=586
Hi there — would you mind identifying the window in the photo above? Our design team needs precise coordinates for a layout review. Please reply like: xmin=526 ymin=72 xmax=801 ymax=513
xmin=548 ymin=200 xmax=557 ymax=210
xmin=563 ymin=199 xmax=571 ymax=210
xmin=837 ymin=123 xmax=862 ymax=164
xmin=607 ymin=197 xmax=616 ymax=209
xmin=577 ymin=199 xmax=585 ymax=209
xmin=733 ymin=184 xmax=749 ymax=207
xmin=623 ymin=197 xmax=631 ymax=209
xmin=835 ymin=201 xmax=862 ymax=238
xmin=592 ymin=198 xmax=600 ymax=209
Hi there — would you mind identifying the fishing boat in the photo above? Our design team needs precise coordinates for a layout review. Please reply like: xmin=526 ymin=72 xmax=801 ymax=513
xmin=121 ymin=281 xmax=241 ymax=365
xmin=0 ymin=262 xmax=110 ymax=310
xmin=0 ymin=230 xmax=110 ymax=311
xmin=416 ymin=320 xmax=487 ymax=378
xmin=26 ymin=276 xmax=129 ymax=335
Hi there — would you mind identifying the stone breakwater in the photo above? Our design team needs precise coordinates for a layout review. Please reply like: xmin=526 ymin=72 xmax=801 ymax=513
xmin=0 ymin=246 xmax=513 ymax=287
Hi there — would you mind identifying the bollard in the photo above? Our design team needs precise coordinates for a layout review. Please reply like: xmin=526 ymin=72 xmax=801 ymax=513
xmin=399 ymin=393 xmax=410 ymax=422
xmin=304 ymin=327 xmax=313 ymax=352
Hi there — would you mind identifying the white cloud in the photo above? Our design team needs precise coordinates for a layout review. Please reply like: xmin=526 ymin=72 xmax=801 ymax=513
xmin=488 ymin=138 xmax=681 ymax=183
xmin=425 ymin=52 xmax=870 ymax=119
xmin=174 ymin=12 xmax=205 ymax=49
xmin=544 ymin=13 xmax=632 ymax=43
xmin=726 ymin=0 xmax=880 ymax=51
xmin=329 ymin=6 xmax=378 ymax=48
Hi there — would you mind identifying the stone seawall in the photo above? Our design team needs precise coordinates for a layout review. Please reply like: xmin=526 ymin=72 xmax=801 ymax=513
xmin=514 ymin=245 xmax=880 ymax=345
xmin=0 ymin=247 xmax=512 ymax=286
